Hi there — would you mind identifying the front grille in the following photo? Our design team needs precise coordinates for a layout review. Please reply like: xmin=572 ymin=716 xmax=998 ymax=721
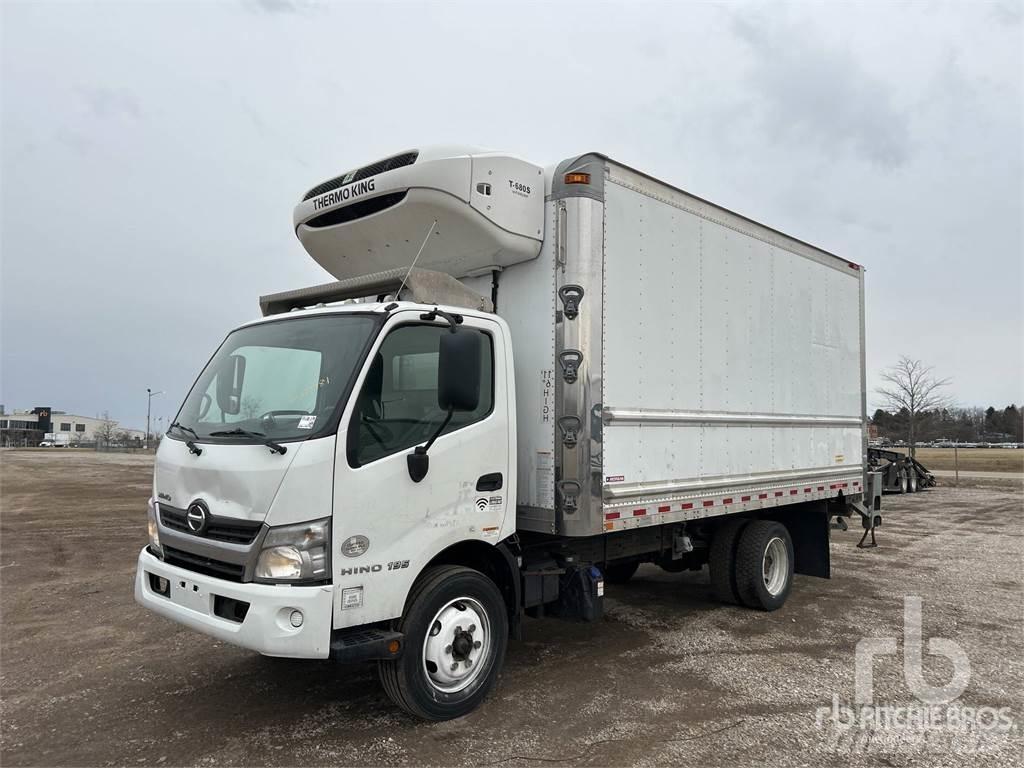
xmin=302 ymin=151 xmax=418 ymax=201
xmin=163 ymin=546 xmax=245 ymax=582
xmin=160 ymin=506 xmax=262 ymax=545
xmin=304 ymin=191 xmax=407 ymax=229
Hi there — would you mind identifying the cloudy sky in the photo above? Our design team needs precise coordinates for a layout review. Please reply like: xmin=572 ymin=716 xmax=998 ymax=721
xmin=2 ymin=1 xmax=1021 ymax=431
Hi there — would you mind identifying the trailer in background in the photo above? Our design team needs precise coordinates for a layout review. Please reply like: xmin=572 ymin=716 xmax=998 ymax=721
xmin=867 ymin=447 xmax=935 ymax=493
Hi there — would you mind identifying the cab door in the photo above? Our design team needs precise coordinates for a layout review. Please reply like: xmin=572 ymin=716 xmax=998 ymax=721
xmin=331 ymin=311 xmax=513 ymax=627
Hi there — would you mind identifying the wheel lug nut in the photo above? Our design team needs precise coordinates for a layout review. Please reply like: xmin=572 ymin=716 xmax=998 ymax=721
xmin=468 ymin=624 xmax=476 ymax=633
xmin=450 ymin=662 xmax=458 ymax=671
xmin=465 ymin=659 xmax=473 ymax=667
xmin=455 ymin=626 xmax=462 ymax=633
xmin=445 ymin=645 xmax=452 ymax=654
xmin=473 ymin=640 xmax=481 ymax=649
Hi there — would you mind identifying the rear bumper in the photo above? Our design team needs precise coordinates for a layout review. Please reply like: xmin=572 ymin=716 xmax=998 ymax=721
xmin=134 ymin=547 xmax=333 ymax=659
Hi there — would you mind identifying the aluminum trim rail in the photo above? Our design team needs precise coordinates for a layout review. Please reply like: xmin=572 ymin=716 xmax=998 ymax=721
xmin=604 ymin=465 xmax=864 ymax=500
xmin=603 ymin=408 xmax=862 ymax=428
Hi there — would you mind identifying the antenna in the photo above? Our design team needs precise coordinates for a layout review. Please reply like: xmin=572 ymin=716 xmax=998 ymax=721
xmin=396 ymin=219 xmax=438 ymax=301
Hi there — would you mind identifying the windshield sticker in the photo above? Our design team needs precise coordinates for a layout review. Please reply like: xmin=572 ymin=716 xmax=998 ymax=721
xmin=297 ymin=415 xmax=317 ymax=430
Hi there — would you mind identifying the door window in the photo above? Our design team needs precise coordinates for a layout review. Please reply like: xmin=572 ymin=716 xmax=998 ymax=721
xmin=351 ymin=324 xmax=493 ymax=466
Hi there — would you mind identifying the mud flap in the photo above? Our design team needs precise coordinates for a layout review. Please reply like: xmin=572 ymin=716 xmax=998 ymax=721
xmin=773 ymin=503 xmax=831 ymax=578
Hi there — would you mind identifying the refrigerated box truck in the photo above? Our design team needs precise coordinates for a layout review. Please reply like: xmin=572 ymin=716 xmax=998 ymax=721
xmin=136 ymin=146 xmax=882 ymax=720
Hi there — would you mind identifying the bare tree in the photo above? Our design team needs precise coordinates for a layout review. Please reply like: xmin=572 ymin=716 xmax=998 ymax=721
xmin=94 ymin=411 xmax=117 ymax=448
xmin=876 ymin=357 xmax=952 ymax=457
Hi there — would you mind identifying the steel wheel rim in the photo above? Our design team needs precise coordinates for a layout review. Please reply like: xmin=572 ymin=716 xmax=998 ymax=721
xmin=762 ymin=537 xmax=789 ymax=596
xmin=421 ymin=597 xmax=491 ymax=694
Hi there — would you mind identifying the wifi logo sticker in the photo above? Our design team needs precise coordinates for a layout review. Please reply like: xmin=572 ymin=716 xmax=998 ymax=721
xmin=475 ymin=498 xmax=489 ymax=511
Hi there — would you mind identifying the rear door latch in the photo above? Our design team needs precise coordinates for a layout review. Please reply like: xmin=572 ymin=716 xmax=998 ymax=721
xmin=558 ymin=480 xmax=582 ymax=515
xmin=559 ymin=350 xmax=583 ymax=384
xmin=558 ymin=284 xmax=584 ymax=320
xmin=558 ymin=416 xmax=581 ymax=449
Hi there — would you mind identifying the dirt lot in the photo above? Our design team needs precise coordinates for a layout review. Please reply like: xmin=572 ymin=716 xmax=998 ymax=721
xmin=899 ymin=447 xmax=1024 ymax=474
xmin=2 ymin=451 xmax=1022 ymax=767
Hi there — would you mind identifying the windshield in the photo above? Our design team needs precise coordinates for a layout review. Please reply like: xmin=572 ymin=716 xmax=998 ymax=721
xmin=172 ymin=314 xmax=378 ymax=443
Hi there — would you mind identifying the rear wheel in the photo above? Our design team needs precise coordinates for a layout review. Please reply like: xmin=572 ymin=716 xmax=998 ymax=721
xmin=897 ymin=470 xmax=908 ymax=494
xmin=709 ymin=518 xmax=749 ymax=604
xmin=379 ymin=565 xmax=507 ymax=721
xmin=603 ymin=561 xmax=640 ymax=584
xmin=907 ymin=471 xmax=918 ymax=493
xmin=735 ymin=520 xmax=794 ymax=611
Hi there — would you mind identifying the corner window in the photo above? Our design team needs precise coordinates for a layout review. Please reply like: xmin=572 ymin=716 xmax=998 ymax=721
xmin=75 ymin=424 xmax=86 ymax=432
xmin=60 ymin=422 xmax=71 ymax=432
xmin=351 ymin=324 xmax=493 ymax=466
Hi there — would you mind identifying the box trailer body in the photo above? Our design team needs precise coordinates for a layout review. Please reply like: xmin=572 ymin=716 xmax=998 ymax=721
xmin=135 ymin=146 xmax=880 ymax=720
xmin=462 ymin=155 xmax=868 ymax=538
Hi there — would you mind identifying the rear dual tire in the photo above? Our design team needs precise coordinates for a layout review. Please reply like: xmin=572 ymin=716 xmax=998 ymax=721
xmin=710 ymin=519 xmax=794 ymax=611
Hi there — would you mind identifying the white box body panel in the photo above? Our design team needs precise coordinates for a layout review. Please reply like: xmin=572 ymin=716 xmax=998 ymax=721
xmin=601 ymin=174 xmax=862 ymax=494
xmin=515 ymin=155 xmax=866 ymax=536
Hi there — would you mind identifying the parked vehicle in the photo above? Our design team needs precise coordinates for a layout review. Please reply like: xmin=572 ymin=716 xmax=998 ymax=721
xmin=39 ymin=433 xmax=70 ymax=448
xmin=867 ymin=447 xmax=936 ymax=493
xmin=135 ymin=147 xmax=882 ymax=720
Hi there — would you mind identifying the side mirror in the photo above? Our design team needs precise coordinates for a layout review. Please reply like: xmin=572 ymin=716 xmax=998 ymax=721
xmin=407 ymin=329 xmax=483 ymax=483
xmin=437 ymin=329 xmax=482 ymax=412
xmin=216 ymin=354 xmax=246 ymax=415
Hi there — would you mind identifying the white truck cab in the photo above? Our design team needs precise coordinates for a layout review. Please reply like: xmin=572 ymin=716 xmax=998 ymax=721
xmin=136 ymin=145 xmax=882 ymax=720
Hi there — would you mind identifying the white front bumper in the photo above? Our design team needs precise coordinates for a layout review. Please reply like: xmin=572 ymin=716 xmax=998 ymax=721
xmin=134 ymin=547 xmax=334 ymax=659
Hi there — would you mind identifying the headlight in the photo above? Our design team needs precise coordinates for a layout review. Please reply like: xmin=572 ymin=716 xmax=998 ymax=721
xmin=255 ymin=519 xmax=330 ymax=583
xmin=147 ymin=498 xmax=163 ymax=556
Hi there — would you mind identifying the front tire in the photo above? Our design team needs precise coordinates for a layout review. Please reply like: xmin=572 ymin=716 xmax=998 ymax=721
xmin=735 ymin=520 xmax=794 ymax=611
xmin=379 ymin=565 xmax=508 ymax=721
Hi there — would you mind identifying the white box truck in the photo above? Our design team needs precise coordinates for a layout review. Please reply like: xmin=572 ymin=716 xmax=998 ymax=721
xmin=136 ymin=146 xmax=882 ymax=720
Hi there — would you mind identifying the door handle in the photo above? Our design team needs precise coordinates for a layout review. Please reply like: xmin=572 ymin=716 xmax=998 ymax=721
xmin=476 ymin=473 xmax=503 ymax=492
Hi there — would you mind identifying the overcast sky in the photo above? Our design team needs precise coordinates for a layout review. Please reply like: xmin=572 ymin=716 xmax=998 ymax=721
xmin=2 ymin=1 xmax=1021 ymax=431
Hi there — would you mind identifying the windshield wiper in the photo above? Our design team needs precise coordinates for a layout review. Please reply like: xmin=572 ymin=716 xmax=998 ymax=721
xmin=168 ymin=422 xmax=202 ymax=456
xmin=208 ymin=428 xmax=287 ymax=455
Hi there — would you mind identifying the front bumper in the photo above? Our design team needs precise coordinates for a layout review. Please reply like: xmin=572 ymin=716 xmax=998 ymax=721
xmin=134 ymin=547 xmax=333 ymax=659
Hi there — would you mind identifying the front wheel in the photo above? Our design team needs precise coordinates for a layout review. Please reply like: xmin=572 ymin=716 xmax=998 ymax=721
xmin=379 ymin=565 xmax=508 ymax=720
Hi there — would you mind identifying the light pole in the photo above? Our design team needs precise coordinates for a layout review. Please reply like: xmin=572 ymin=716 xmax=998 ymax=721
xmin=146 ymin=388 xmax=164 ymax=450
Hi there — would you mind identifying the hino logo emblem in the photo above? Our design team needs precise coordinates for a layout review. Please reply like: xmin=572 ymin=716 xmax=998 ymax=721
xmin=186 ymin=502 xmax=209 ymax=534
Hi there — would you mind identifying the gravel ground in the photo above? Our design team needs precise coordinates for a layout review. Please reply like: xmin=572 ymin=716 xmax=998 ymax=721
xmin=1 ymin=451 xmax=1021 ymax=767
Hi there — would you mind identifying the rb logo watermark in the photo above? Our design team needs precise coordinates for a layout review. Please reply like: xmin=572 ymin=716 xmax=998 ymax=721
xmin=816 ymin=596 xmax=1015 ymax=754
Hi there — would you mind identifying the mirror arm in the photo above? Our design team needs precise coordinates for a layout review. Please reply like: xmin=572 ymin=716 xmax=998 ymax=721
xmin=407 ymin=407 xmax=454 ymax=484
xmin=419 ymin=307 xmax=462 ymax=333
xmin=418 ymin=407 xmax=454 ymax=455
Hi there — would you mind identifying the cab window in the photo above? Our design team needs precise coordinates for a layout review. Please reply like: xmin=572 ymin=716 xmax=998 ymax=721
xmin=351 ymin=324 xmax=493 ymax=466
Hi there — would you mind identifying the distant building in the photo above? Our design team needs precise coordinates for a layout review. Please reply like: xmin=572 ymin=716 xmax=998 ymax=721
xmin=0 ymin=405 xmax=144 ymax=447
